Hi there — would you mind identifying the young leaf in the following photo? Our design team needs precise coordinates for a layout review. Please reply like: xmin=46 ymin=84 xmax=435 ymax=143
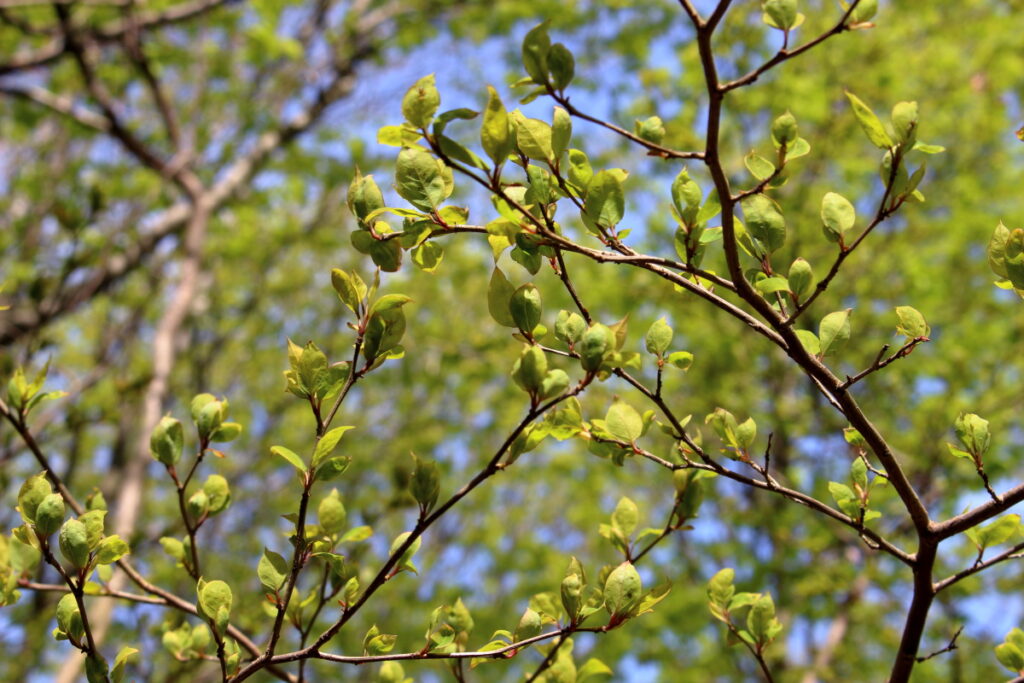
xmin=395 ymin=147 xmax=446 ymax=212
xmin=487 ymin=268 xmax=517 ymax=328
xmin=821 ymin=192 xmax=856 ymax=242
xmin=818 ymin=309 xmax=852 ymax=358
xmin=644 ymin=318 xmax=673 ymax=356
xmin=521 ymin=22 xmax=551 ymax=85
xmin=895 ymin=306 xmax=929 ymax=338
xmin=257 ymin=548 xmax=289 ymax=593
xmin=510 ymin=283 xmax=542 ymax=335
xmin=481 ymin=86 xmax=512 ymax=165
xmin=845 ymin=92 xmax=893 ymax=149
xmin=741 ymin=194 xmax=786 ymax=253
xmin=402 ymin=74 xmax=440 ymax=129
xmin=606 ymin=402 xmax=643 ymax=443
xmin=604 ymin=562 xmax=642 ymax=616
xmin=271 ymin=446 xmax=306 ymax=474
xmin=585 ymin=170 xmax=625 ymax=230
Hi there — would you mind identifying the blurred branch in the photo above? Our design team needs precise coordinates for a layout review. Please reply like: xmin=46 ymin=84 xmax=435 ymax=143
xmin=0 ymin=0 xmax=240 ymax=75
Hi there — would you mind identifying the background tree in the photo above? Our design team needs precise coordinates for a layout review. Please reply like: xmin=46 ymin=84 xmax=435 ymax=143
xmin=2 ymin=0 xmax=1024 ymax=682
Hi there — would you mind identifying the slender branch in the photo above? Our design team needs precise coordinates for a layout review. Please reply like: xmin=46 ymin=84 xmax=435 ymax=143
xmin=552 ymin=94 xmax=703 ymax=160
xmin=720 ymin=0 xmax=862 ymax=92
xmin=525 ymin=634 xmax=569 ymax=682
xmin=233 ymin=383 xmax=592 ymax=681
xmin=932 ymin=481 xmax=1024 ymax=540
xmin=915 ymin=625 xmax=963 ymax=663
xmin=0 ymin=399 xmax=297 ymax=682
xmin=19 ymin=580 xmax=166 ymax=605
xmin=0 ymin=0 xmax=240 ymax=75
xmin=840 ymin=337 xmax=927 ymax=389
xmin=933 ymin=541 xmax=1024 ymax=593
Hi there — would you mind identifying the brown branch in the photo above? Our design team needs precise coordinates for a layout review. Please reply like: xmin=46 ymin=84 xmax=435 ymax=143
xmin=720 ymin=0 xmax=862 ymax=92
xmin=233 ymin=381 xmax=592 ymax=681
xmin=0 ymin=0 xmax=240 ymax=75
xmin=933 ymin=541 xmax=1024 ymax=593
xmin=0 ymin=400 xmax=297 ymax=682
xmin=552 ymin=93 xmax=704 ymax=161
xmin=915 ymin=625 xmax=963 ymax=663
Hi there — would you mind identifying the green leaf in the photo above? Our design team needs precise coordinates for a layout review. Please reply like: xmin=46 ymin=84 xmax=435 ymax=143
xmin=317 ymin=489 xmax=347 ymax=535
xmin=395 ymin=147 xmax=446 ymax=212
xmin=111 ymin=646 xmax=138 ymax=683
xmin=845 ymin=91 xmax=893 ymax=149
xmin=604 ymin=562 xmax=642 ymax=616
xmin=666 ymin=351 xmax=694 ymax=371
xmin=771 ymin=111 xmax=798 ymax=147
xmin=389 ymin=531 xmax=422 ymax=574
xmin=577 ymin=658 xmax=613 ymax=682
xmin=555 ymin=310 xmax=587 ymax=346
xmin=754 ymin=276 xmax=790 ymax=295
xmin=313 ymin=426 xmax=355 ymax=468
xmin=58 ymin=519 xmax=90 ymax=569
xmin=521 ymin=22 xmax=551 ymax=85
xmin=17 ymin=474 xmax=51 ymax=524
xmin=315 ymin=456 xmax=352 ymax=482
xmin=891 ymin=101 xmax=919 ymax=145
xmin=763 ymin=0 xmax=798 ymax=29
xmin=794 ymin=329 xmax=820 ymax=355
xmin=347 ymin=171 xmax=385 ymax=224
xmin=410 ymin=455 xmax=441 ymax=514
xmin=895 ymin=306 xmax=929 ymax=338
xmin=954 ymin=412 xmax=990 ymax=457
xmin=747 ymin=592 xmax=778 ymax=642
xmin=94 ymin=535 xmax=129 ymax=565
xmin=611 ymin=497 xmax=639 ymax=537
xmin=644 ymin=318 xmax=673 ymax=356
xmin=203 ymin=475 xmax=231 ymax=514
xmin=740 ymin=194 xmax=786 ymax=253
xmin=271 ymin=446 xmax=306 ymax=474
xmin=744 ymin=152 xmax=776 ymax=181
xmin=579 ymin=324 xmax=614 ymax=372
xmin=197 ymin=579 xmax=232 ymax=633
xmin=160 ymin=537 xmax=185 ymax=562
xmin=73 ymin=511 xmax=103 ymax=553
xmin=818 ymin=309 xmax=852 ymax=358
xmin=257 ymin=548 xmax=289 ymax=593
xmin=548 ymin=42 xmax=575 ymax=90
xmin=487 ymin=268 xmax=517 ymax=328
xmin=513 ymin=115 xmax=554 ymax=161
xmin=846 ymin=0 xmax=878 ymax=22
xmin=402 ymin=74 xmax=440 ymax=129
xmin=974 ymin=514 xmax=1020 ymax=549
xmin=828 ymin=481 xmax=860 ymax=517
xmin=34 ymin=493 xmax=65 ymax=537
xmin=340 ymin=525 xmax=373 ymax=543
xmin=996 ymin=642 xmax=1024 ymax=674
xmin=481 ymin=86 xmax=513 ymax=165
xmin=510 ymin=283 xmax=542 ymax=335
xmin=567 ymin=149 xmax=593 ymax=190
xmin=149 ymin=416 xmax=184 ymax=466
xmin=788 ymin=258 xmax=814 ymax=300
xmin=634 ymin=116 xmax=665 ymax=145
xmin=552 ymin=107 xmax=572 ymax=158
xmin=821 ymin=191 xmax=856 ymax=243
xmin=606 ymin=401 xmax=643 ymax=442
xmin=585 ymin=170 xmax=626 ymax=230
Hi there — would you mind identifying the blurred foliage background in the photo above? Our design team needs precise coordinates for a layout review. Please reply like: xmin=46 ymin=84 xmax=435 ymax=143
xmin=1 ymin=0 xmax=1023 ymax=680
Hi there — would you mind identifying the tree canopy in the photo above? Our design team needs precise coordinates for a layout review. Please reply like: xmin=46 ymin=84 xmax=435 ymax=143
xmin=2 ymin=1 xmax=1024 ymax=681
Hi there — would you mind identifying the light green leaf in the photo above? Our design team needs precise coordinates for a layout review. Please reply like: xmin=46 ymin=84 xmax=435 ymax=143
xmin=271 ymin=446 xmax=306 ymax=474
xmin=395 ymin=148 xmax=445 ymax=212
xmin=845 ymin=91 xmax=893 ymax=149
xmin=818 ymin=309 xmax=852 ymax=358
